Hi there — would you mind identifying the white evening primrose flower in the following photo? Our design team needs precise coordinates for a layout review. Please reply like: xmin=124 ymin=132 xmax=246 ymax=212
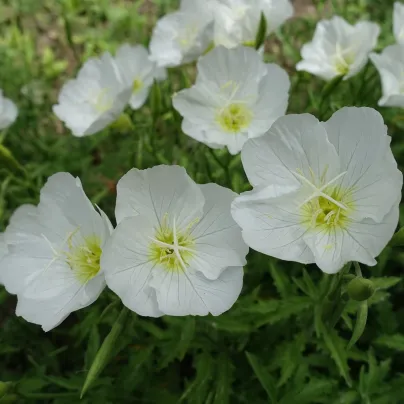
xmin=296 ymin=16 xmax=380 ymax=81
xmin=101 ymin=165 xmax=248 ymax=317
xmin=213 ymin=0 xmax=293 ymax=48
xmin=0 ymin=173 xmax=113 ymax=331
xmin=231 ymin=108 xmax=402 ymax=274
xmin=149 ymin=5 xmax=214 ymax=68
xmin=172 ymin=45 xmax=290 ymax=154
xmin=53 ymin=52 xmax=132 ymax=137
xmin=114 ymin=44 xmax=158 ymax=110
xmin=394 ymin=2 xmax=404 ymax=45
xmin=370 ymin=44 xmax=404 ymax=108
xmin=0 ymin=90 xmax=18 ymax=130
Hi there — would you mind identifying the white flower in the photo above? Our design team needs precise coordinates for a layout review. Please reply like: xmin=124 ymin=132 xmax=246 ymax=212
xmin=231 ymin=108 xmax=402 ymax=274
xmin=394 ymin=2 xmax=404 ymax=45
xmin=172 ymin=45 xmax=290 ymax=154
xmin=0 ymin=90 xmax=18 ymax=130
xmin=370 ymin=44 xmax=404 ymax=108
xmin=114 ymin=44 xmax=159 ymax=110
xmin=214 ymin=0 xmax=293 ymax=48
xmin=296 ymin=16 xmax=380 ymax=81
xmin=149 ymin=2 xmax=214 ymax=68
xmin=53 ymin=53 xmax=132 ymax=137
xmin=0 ymin=173 xmax=113 ymax=331
xmin=101 ymin=165 xmax=248 ymax=317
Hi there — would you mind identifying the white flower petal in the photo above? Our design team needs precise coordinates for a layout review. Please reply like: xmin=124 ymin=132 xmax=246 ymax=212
xmin=0 ymin=240 xmax=54 ymax=295
xmin=370 ymin=45 xmax=404 ymax=108
xmin=232 ymin=187 xmax=315 ymax=263
xmin=0 ymin=92 xmax=18 ymax=130
xmin=197 ymin=45 xmax=267 ymax=96
xmin=303 ymin=203 xmax=399 ymax=274
xmin=16 ymin=273 xmax=105 ymax=332
xmin=101 ymin=216 xmax=163 ymax=317
xmin=0 ymin=233 xmax=7 ymax=262
xmin=394 ymin=2 xmax=404 ymax=45
xmin=323 ymin=107 xmax=402 ymax=222
xmin=115 ymin=165 xmax=204 ymax=229
xmin=150 ymin=265 xmax=243 ymax=316
xmin=242 ymin=114 xmax=340 ymax=188
xmin=187 ymin=183 xmax=248 ymax=279
xmin=250 ymin=64 xmax=290 ymax=135
xmin=39 ymin=173 xmax=111 ymax=244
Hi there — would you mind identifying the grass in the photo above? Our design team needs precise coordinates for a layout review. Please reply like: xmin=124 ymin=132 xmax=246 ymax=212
xmin=1 ymin=0 xmax=404 ymax=403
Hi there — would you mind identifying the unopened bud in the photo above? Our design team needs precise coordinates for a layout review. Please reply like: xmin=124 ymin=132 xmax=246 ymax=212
xmin=347 ymin=278 xmax=375 ymax=302
xmin=0 ymin=381 xmax=12 ymax=398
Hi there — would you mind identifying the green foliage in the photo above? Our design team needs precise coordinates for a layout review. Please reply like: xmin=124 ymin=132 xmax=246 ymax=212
xmin=0 ymin=0 xmax=404 ymax=403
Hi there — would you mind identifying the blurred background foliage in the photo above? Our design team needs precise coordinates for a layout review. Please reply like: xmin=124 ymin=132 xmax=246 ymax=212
xmin=1 ymin=0 xmax=404 ymax=403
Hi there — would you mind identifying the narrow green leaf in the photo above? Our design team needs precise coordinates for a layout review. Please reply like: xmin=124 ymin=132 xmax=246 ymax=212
xmin=213 ymin=353 xmax=233 ymax=404
xmin=347 ymin=301 xmax=368 ymax=350
xmin=246 ymin=352 xmax=277 ymax=403
xmin=374 ymin=334 xmax=404 ymax=351
xmin=255 ymin=12 xmax=267 ymax=50
xmin=321 ymin=326 xmax=352 ymax=386
xmin=179 ymin=353 xmax=214 ymax=403
xmin=369 ymin=277 xmax=401 ymax=290
xmin=0 ymin=144 xmax=24 ymax=173
xmin=269 ymin=263 xmax=294 ymax=298
xmin=80 ymin=306 xmax=129 ymax=398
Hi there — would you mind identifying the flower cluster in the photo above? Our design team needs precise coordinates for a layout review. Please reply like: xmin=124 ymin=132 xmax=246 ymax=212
xmin=1 ymin=1 xmax=403 ymax=333
xmin=0 ymin=168 xmax=248 ymax=330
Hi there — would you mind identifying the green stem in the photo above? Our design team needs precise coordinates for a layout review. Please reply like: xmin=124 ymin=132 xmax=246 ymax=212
xmin=207 ymin=148 xmax=232 ymax=188
xmin=354 ymin=262 xmax=362 ymax=277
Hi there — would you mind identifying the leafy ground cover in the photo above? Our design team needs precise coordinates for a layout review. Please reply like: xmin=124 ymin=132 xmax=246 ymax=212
xmin=0 ymin=0 xmax=404 ymax=403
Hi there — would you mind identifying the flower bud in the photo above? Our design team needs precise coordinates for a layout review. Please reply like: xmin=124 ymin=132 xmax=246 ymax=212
xmin=347 ymin=278 xmax=375 ymax=302
xmin=0 ymin=381 xmax=11 ymax=398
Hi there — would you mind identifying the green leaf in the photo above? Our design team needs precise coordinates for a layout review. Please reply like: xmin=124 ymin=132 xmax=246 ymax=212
xmin=388 ymin=227 xmax=404 ymax=247
xmin=0 ymin=144 xmax=24 ymax=173
xmin=246 ymin=352 xmax=277 ymax=403
xmin=80 ymin=306 xmax=129 ymax=398
xmin=279 ymin=379 xmax=336 ymax=404
xmin=213 ymin=353 xmax=233 ymax=404
xmin=321 ymin=326 xmax=352 ymax=386
xmin=179 ymin=353 xmax=214 ymax=403
xmin=254 ymin=297 xmax=312 ymax=327
xmin=347 ymin=301 xmax=368 ymax=350
xmin=269 ymin=262 xmax=294 ymax=298
xmin=369 ymin=277 xmax=401 ymax=290
xmin=374 ymin=334 xmax=404 ymax=351
xmin=254 ymin=12 xmax=267 ymax=50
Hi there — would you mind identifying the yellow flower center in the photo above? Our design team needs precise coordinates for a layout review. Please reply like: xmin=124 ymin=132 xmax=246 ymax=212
xmin=66 ymin=235 xmax=102 ymax=283
xmin=302 ymin=189 xmax=352 ymax=230
xmin=334 ymin=46 xmax=355 ymax=76
xmin=217 ymin=103 xmax=253 ymax=133
xmin=149 ymin=215 xmax=197 ymax=272
xmin=132 ymin=78 xmax=143 ymax=94
xmin=296 ymin=168 xmax=354 ymax=232
xmin=93 ymin=88 xmax=113 ymax=113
